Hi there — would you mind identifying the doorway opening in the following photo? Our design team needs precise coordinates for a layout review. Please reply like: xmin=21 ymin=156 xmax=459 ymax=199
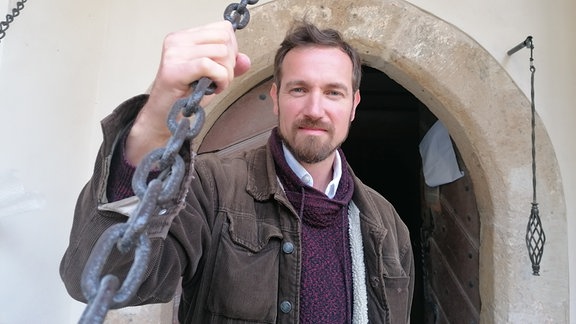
xmin=342 ymin=66 xmax=481 ymax=323
xmin=342 ymin=66 xmax=424 ymax=322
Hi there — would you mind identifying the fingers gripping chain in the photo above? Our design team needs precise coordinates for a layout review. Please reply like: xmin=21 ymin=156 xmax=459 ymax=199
xmin=78 ymin=1 xmax=259 ymax=323
xmin=225 ymin=0 xmax=259 ymax=30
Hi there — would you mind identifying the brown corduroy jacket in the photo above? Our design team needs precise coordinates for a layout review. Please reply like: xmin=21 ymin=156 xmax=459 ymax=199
xmin=60 ymin=95 xmax=414 ymax=324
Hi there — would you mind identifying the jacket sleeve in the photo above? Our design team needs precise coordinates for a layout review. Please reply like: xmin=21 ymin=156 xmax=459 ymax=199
xmin=400 ymin=220 xmax=415 ymax=323
xmin=59 ymin=95 xmax=212 ymax=306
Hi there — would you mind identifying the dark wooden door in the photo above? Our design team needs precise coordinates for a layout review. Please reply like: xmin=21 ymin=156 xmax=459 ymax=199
xmin=420 ymin=150 xmax=481 ymax=324
xmin=419 ymin=108 xmax=481 ymax=324
xmin=199 ymin=78 xmax=275 ymax=155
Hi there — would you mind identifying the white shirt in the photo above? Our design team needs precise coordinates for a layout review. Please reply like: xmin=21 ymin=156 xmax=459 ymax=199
xmin=282 ymin=143 xmax=342 ymax=199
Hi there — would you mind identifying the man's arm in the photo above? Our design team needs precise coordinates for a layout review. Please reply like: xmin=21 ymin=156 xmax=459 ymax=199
xmin=59 ymin=95 xmax=214 ymax=305
xmin=59 ymin=96 xmax=189 ymax=304
xmin=59 ymin=20 xmax=250 ymax=305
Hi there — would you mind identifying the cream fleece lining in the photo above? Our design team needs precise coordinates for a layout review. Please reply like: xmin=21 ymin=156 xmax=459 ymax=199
xmin=349 ymin=201 xmax=369 ymax=323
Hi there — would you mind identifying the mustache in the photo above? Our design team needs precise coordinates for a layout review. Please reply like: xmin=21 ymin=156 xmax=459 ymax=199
xmin=295 ymin=117 xmax=332 ymax=131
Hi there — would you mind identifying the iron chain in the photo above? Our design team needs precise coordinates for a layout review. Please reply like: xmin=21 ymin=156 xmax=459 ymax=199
xmin=0 ymin=0 xmax=27 ymax=43
xmin=78 ymin=1 xmax=259 ymax=323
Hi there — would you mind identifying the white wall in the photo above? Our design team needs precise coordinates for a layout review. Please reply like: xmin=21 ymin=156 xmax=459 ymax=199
xmin=0 ymin=1 xmax=271 ymax=323
xmin=0 ymin=0 xmax=105 ymax=322
xmin=0 ymin=0 xmax=573 ymax=323
xmin=408 ymin=0 xmax=576 ymax=322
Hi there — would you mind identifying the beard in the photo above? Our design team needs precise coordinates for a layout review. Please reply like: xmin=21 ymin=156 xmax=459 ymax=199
xmin=278 ymin=116 xmax=346 ymax=164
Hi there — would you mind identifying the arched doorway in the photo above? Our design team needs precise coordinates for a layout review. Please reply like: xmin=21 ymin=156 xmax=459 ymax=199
xmin=199 ymin=66 xmax=481 ymax=323
xmin=198 ymin=0 xmax=569 ymax=322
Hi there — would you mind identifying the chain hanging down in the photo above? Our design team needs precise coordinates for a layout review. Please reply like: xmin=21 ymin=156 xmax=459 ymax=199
xmin=507 ymin=36 xmax=546 ymax=276
xmin=78 ymin=1 xmax=259 ymax=323
xmin=0 ymin=0 xmax=27 ymax=43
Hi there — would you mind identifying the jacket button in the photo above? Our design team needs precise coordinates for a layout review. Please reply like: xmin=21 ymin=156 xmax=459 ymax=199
xmin=282 ymin=242 xmax=294 ymax=254
xmin=370 ymin=276 xmax=380 ymax=288
xmin=280 ymin=300 xmax=292 ymax=313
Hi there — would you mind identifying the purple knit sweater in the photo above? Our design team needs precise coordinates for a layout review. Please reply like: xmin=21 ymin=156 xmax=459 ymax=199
xmin=107 ymin=130 xmax=355 ymax=322
xmin=269 ymin=128 xmax=354 ymax=323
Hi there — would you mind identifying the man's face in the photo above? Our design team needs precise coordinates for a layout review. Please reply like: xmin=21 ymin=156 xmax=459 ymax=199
xmin=270 ymin=46 xmax=361 ymax=165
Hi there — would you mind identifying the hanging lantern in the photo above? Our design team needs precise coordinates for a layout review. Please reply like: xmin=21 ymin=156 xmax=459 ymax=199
xmin=508 ymin=36 xmax=546 ymax=276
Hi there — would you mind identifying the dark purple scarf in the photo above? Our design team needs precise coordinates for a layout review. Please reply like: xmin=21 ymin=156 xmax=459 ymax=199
xmin=269 ymin=128 xmax=354 ymax=323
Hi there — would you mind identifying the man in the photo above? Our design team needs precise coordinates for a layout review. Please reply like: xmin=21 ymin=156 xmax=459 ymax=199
xmin=61 ymin=20 xmax=414 ymax=323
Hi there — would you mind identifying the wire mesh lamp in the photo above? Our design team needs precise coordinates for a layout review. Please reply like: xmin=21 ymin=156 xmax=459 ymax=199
xmin=507 ymin=36 xmax=546 ymax=276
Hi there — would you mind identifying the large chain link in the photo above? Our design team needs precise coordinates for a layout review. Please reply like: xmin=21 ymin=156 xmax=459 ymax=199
xmin=0 ymin=0 xmax=27 ymax=43
xmin=78 ymin=1 xmax=259 ymax=323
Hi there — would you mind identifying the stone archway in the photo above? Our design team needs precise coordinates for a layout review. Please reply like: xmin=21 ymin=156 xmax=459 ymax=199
xmin=201 ymin=0 xmax=569 ymax=322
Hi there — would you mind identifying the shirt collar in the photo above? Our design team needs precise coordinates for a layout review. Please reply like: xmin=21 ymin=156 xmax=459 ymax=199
xmin=282 ymin=143 xmax=342 ymax=199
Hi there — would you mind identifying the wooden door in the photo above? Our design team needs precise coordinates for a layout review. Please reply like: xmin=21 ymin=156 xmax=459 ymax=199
xmin=419 ymin=112 xmax=481 ymax=324
xmin=199 ymin=78 xmax=275 ymax=156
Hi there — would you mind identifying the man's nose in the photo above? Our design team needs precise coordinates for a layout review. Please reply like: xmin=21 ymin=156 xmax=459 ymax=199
xmin=302 ymin=90 xmax=324 ymax=118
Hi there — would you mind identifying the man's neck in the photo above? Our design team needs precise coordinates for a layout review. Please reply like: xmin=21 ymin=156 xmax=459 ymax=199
xmin=281 ymin=143 xmax=341 ymax=196
xmin=301 ymin=154 xmax=336 ymax=193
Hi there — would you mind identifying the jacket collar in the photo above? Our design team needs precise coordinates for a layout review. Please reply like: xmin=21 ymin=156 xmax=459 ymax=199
xmin=245 ymin=142 xmax=282 ymax=201
xmin=244 ymin=138 xmax=389 ymax=235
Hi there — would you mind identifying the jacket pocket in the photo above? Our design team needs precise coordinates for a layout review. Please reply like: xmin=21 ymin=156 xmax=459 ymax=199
xmin=366 ymin=227 xmax=411 ymax=323
xmin=207 ymin=215 xmax=283 ymax=323
xmin=383 ymin=275 xmax=411 ymax=323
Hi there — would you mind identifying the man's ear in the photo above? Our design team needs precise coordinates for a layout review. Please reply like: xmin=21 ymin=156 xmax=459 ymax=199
xmin=270 ymin=83 xmax=279 ymax=116
xmin=351 ymin=90 xmax=361 ymax=121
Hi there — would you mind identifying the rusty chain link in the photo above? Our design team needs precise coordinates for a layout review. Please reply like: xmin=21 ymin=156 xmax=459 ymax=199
xmin=0 ymin=0 xmax=27 ymax=43
xmin=78 ymin=1 xmax=259 ymax=323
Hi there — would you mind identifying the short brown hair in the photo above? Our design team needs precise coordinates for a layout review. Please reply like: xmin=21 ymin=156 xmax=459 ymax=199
xmin=273 ymin=22 xmax=362 ymax=92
